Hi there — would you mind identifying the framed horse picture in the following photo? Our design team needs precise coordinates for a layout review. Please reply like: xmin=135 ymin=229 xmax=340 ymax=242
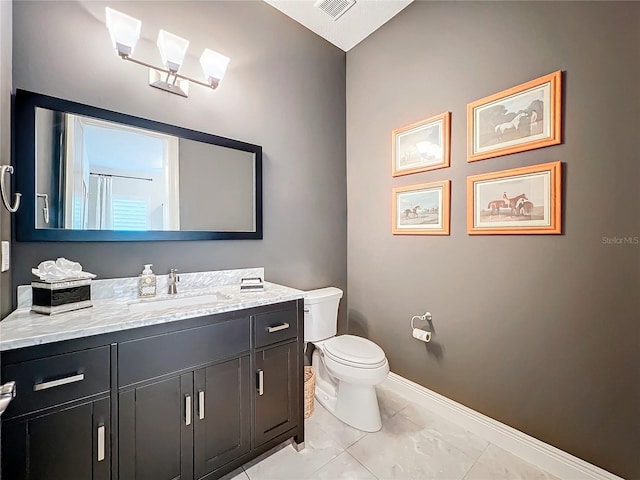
xmin=467 ymin=161 xmax=562 ymax=235
xmin=467 ymin=71 xmax=562 ymax=162
xmin=392 ymin=180 xmax=450 ymax=235
xmin=392 ymin=112 xmax=451 ymax=176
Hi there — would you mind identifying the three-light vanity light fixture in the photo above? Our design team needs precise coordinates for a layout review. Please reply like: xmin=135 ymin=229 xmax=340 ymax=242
xmin=105 ymin=7 xmax=230 ymax=98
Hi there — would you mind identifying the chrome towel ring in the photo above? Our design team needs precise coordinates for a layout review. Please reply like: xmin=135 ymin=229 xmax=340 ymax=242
xmin=0 ymin=165 xmax=21 ymax=213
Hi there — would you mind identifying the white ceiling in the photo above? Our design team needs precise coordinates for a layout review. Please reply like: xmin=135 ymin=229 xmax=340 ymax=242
xmin=264 ymin=0 xmax=414 ymax=52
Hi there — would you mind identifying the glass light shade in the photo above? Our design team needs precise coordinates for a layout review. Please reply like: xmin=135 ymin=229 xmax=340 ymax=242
xmin=200 ymin=49 xmax=230 ymax=88
xmin=105 ymin=7 xmax=142 ymax=56
xmin=157 ymin=30 xmax=190 ymax=72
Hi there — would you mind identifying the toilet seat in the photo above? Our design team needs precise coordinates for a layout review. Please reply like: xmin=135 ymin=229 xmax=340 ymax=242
xmin=323 ymin=335 xmax=386 ymax=369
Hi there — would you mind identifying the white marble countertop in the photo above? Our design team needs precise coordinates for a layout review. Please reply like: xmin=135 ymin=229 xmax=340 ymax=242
xmin=0 ymin=281 xmax=304 ymax=352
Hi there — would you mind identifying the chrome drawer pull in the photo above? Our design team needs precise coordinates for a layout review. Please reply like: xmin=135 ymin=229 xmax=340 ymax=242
xmin=267 ymin=323 xmax=289 ymax=333
xmin=185 ymin=395 xmax=192 ymax=426
xmin=198 ymin=390 xmax=205 ymax=420
xmin=257 ymin=369 xmax=264 ymax=396
xmin=34 ymin=373 xmax=84 ymax=392
xmin=97 ymin=425 xmax=105 ymax=462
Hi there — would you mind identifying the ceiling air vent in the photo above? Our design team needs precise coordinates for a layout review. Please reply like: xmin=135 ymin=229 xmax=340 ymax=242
xmin=314 ymin=0 xmax=356 ymax=21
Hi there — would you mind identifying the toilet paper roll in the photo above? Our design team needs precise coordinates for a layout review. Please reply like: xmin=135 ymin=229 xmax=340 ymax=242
xmin=412 ymin=328 xmax=432 ymax=343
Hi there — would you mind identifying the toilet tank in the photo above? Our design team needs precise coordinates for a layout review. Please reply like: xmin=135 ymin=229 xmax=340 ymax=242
xmin=304 ymin=287 xmax=343 ymax=342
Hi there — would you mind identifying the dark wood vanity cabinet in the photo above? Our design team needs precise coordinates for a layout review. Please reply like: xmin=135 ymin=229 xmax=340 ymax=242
xmin=194 ymin=357 xmax=251 ymax=478
xmin=118 ymin=373 xmax=194 ymax=480
xmin=2 ymin=397 xmax=111 ymax=480
xmin=117 ymin=316 xmax=253 ymax=480
xmin=1 ymin=346 xmax=112 ymax=480
xmin=254 ymin=343 xmax=299 ymax=446
xmin=253 ymin=306 xmax=302 ymax=447
xmin=119 ymin=358 xmax=252 ymax=480
xmin=1 ymin=299 xmax=303 ymax=480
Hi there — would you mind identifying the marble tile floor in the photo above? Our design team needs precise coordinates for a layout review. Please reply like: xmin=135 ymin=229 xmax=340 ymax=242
xmin=223 ymin=384 xmax=561 ymax=480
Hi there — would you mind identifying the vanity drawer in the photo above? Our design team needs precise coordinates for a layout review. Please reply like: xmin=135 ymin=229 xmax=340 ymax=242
xmin=118 ymin=316 xmax=250 ymax=387
xmin=2 ymin=346 xmax=110 ymax=419
xmin=253 ymin=307 xmax=298 ymax=348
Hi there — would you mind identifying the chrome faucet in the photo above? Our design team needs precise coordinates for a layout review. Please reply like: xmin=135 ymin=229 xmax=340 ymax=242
xmin=168 ymin=269 xmax=180 ymax=294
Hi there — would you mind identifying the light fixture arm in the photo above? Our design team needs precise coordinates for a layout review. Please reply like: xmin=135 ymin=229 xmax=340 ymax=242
xmin=119 ymin=54 xmax=219 ymax=89
xmin=105 ymin=7 xmax=228 ymax=97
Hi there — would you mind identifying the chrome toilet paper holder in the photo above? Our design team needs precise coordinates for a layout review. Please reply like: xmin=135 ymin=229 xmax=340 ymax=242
xmin=410 ymin=312 xmax=433 ymax=343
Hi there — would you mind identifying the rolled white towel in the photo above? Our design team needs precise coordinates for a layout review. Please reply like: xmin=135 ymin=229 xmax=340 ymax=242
xmin=32 ymin=257 xmax=96 ymax=282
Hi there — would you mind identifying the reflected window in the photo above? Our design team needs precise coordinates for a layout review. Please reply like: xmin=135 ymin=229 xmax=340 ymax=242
xmin=36 ymin=111 xmax=180 ymax=231
xmin=112 ymin=198 xmax=149 ymax=230
xmin=68 ymin=117 xmax=179 ymax=231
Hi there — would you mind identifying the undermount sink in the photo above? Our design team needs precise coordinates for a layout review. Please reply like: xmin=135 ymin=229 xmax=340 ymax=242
xmin=128 ymin=291 xmax=231 ymax=314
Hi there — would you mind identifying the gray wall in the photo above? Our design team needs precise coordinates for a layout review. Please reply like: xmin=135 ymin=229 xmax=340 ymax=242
xmin=0 ymin=0 xmax=12 ymax=318
xmin=12 ymin=1 xmax=347 ymax=326
xmin=178 ymin=138 xmax=255 ymax=232
xmin=346 ymin=2 xmax=639 ymax=478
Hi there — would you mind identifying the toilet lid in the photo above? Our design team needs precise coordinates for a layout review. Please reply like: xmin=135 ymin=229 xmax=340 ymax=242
xmin=323 ymin=335 xmax=386 ymax=367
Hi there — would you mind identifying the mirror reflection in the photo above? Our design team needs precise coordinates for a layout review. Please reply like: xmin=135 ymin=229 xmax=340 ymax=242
xmin=35 ymin=108 xmax=256 ymax=232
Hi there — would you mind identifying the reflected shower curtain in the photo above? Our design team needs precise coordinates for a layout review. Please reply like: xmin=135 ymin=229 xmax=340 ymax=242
xmin=95 ymin=175 xmax=113 ymax=229
xmin=81 ymin=181 xmax=89 ymax=229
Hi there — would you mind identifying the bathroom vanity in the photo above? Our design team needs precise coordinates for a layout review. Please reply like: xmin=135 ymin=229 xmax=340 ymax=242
xmin=0 ymin=270 xmax=304 ymax=480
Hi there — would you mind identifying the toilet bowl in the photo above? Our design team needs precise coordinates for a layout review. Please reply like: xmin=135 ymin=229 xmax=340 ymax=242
xmin=312 ymin=335 xmax=389 ymax=432
xmin=304 ymin=288 xmax=389 ymax=432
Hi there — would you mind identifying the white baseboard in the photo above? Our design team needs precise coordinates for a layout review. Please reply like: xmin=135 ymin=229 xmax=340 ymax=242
xmin=383 ymin=372 xmax=623 ymax=480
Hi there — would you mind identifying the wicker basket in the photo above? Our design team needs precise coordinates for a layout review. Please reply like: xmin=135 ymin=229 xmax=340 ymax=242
xmin=303 ymin=366 xmax=316 ymax=418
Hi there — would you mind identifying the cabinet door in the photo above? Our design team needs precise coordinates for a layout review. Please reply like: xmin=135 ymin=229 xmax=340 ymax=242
xmin=194 ymin=356 xmax=250 ymax=479
xmin=119 ymin=373 xmax=193 ymax=480
xmin=254 ymin=341 xmax=299 ymax=446
xmin=1 ymin=398 xmax=110 ymax=480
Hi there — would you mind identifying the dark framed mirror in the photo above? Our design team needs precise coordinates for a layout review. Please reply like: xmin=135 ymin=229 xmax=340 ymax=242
xmin=13 ymin=89 xmax=262 ymax=241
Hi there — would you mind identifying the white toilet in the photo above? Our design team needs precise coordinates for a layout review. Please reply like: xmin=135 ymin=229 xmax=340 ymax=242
xmin=304 ymin=287 xmax=389 ymax=432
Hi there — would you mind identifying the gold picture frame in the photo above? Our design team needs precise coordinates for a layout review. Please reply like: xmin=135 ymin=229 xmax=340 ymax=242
xmin=392 ymin=180 xmax=450 ymax=235
xmin=467 ymin=71 xmax=562 ymax=162
xmin=392 ymin=112 xmax=451 ymax=177
xmin=467 ymin=161 xmax=562 ymax=235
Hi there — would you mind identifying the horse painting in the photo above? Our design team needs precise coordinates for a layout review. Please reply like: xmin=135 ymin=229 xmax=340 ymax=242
xmin=403 ymin=206 xmax=421 ymax=219
xmin=529 ymin=110 xmax=539 ymax=135
xmin=487 ymin=199 xmax=508 ymax=217
xmin=494 ymin=112 xmax=527 ymax=137
xmin=503 ymin=193 xmax=528 ymax=216
xmin=519 ymin=200 xmax=534 ymax=216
